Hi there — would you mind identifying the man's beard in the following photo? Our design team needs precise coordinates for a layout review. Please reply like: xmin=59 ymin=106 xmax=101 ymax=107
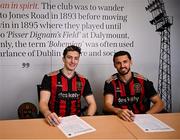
xmin=118 ymin=67 xmax=130 ymax=75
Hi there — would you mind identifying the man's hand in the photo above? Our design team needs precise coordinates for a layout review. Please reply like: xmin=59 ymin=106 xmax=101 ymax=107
xmin=45 ymin=112 xmax=61 ymax=126
xmin=117 ymin=109 xmax=135 ymax=122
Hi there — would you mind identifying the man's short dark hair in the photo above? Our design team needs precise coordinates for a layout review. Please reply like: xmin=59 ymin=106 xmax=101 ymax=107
xmin=113 ymin=51 xmax=132 ymax=62
xmin=63 ymin=45 xmax=81 ymax=58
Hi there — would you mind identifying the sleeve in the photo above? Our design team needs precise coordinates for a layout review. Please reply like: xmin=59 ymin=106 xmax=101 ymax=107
xmin=40 ymin=74 xmax=51 ymax=92
xmin=104 ymin=81 xmax=114 ymax=95
xmin=144 ymin=80 xmax=158 ymax=98
xmin=82 ymin=79 xmax=93 ymax=97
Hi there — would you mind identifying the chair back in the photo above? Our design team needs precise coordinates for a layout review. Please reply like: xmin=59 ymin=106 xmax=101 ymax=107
xmin=37 ymin=84 xmax=44 ymax=118
xmin=18 ymin=102 xmax=38 ymax=119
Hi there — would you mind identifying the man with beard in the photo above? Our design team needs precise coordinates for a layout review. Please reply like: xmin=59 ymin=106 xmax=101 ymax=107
xmin=103 ymin=51 xmax=164 ymax=121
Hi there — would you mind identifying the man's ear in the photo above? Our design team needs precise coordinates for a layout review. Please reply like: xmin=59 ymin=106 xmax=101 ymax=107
xmin=130 ymin=60 xmax=133 ymax=66
xmin=113 ymin=63 xmax=116 ymax=68
xmin=62 ymin=57 xmax=65 ymax=63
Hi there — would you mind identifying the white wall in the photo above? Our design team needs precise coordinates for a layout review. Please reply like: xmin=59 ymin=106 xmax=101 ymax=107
xmin=0 ymin=0 xmax=179 ymax=119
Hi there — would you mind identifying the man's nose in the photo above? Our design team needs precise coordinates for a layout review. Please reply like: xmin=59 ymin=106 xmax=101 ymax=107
xmin=71 ymin=58 xmax=75 ymax=63
xmin=120 ymin=63 xmax=125 ymax=67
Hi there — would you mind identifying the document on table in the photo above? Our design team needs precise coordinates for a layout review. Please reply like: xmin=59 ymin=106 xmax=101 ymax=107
xmin=57 ymin=115 xmax=96 ymax=138
xmin=134 ymin=114 xmax=175 ymax=132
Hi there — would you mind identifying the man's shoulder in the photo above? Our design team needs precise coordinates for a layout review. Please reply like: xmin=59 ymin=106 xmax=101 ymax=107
xmin=133 ymin=72 xmax=148 ymax=81
xmin=76 ymin=72 xmax=87 ymax=80
xmin=47 ymin=70 xmax=60 ymax=76
xmin=105 ymin=73 xmax=118 ymax=83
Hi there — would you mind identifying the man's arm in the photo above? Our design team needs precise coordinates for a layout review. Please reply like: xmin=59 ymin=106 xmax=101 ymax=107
xmin=39 ymin=90 xmax=51 ymax=117
xmin=104 ymin=94 xmax=120 ymax=114
xmin=39 ymin=90 xmax=60 ymax=126
xmin=85 ymin=95 xmax=97 ymax=116
xmin=146 ymin=94 xmax=164 ymax=114
xmin=104 ymin=94 xmax=134 ymax=121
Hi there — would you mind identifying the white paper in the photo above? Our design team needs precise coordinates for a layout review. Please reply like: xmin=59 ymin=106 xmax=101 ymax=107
xmin=134 ymin=114 xmax=175 ymax=132
xmin=57 ymin=115 xmax=96 ymax=138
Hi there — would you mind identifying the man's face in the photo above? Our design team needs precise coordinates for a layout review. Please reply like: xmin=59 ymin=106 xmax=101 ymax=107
xmin=63 ymin=51 xmax=80 ymax=71
xmin=114 ymin=55 xmax=132 ymax=75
